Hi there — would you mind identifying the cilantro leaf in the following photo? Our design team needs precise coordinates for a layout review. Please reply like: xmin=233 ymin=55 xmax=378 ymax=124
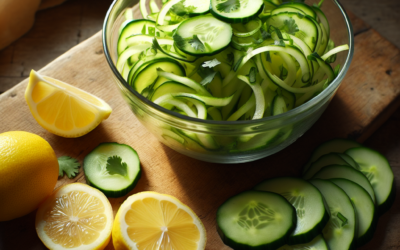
xmin=198 ymin=67 xmax=218 ymax=86
xmin=173 ymin=34 xmax=186 ymax=49
xmin=202 ymin=59 xmax=221 ymax=68
xmin=106 ymin=156 xmax=128 ymax=177
xmin=58 ymin=156 xmax=80 ymax=179
xmin=183 ymin=0 xmax=197 ymax=13
xmin=260 ymin=28 xmax=271 ymax=40
xmin=171 ymin=1 xmax=196 ymax=16
xmin=216 ymin=0 xmax=240 ymax=13
xmin=188 ymin=35 xmax=205 ymax=52
xmin=307 ymin=52 xmax=321 ymax=61
xmin=252 ymin=37 xmax=264 ymax=44
xmin=271 ymin=26 xmax=284 ymax=40
xmin=201 ymin=72 xmax=218 ymax=86
xmin=283 ymin=18 xmax=299 ymax=35
xmin=152 ymin=38 xmax=161 ymax=54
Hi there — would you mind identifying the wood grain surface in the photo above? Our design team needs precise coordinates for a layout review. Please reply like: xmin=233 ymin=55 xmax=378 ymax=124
xmin=1 ymin=9 xmax=400 ymax=250
xmin=0 ymin=0 xmax=113 ymax=93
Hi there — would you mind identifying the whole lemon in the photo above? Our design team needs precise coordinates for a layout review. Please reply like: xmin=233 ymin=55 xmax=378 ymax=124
xmin=0 ymin=131 xmax=59 ymax=221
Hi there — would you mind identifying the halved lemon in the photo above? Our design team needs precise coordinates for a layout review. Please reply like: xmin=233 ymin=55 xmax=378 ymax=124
xmin=35 ymin=183 xmax=114 ymax=250
xmin=112 ymin=191 xmax=207 ymax=250
xmin=25 ymin=70 xmax=112 ymax=138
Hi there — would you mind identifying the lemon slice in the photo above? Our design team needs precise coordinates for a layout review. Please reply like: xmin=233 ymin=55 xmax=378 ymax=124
xmin=25 ymin=70 xmax=112 ymax=138
xmin=35 ymin=183 xmax=114 ymax=250
xmin=112 ymin=191 xmax=207 ymax=250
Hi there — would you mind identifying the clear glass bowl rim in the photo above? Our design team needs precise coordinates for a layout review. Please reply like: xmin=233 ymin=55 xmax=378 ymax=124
xmin=102 ymin=0 xmax=354 ymax=127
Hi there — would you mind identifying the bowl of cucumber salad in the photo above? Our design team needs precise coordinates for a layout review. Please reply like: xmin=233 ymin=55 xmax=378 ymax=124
xmin=103 ymin=0 xmax=354 ymax=163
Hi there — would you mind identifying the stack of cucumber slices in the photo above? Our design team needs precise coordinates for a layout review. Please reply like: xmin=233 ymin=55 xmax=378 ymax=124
xmin=217 ymin=138 xmax=395 ymax=250
xmin=116 ymin=0 xmax=350 ymax=153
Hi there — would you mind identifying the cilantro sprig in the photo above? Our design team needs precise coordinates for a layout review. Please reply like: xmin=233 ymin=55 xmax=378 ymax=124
xmin=198 ymin=67 xmax=218 ymax=86
xmin=58 ymin=156 xmax=80 ymax=179
xmin=170 ymin=0 xmax=196 ymax=16
xmin=283 ymin=18 xmax=299 ymax=35
xmin=173 ymin=34 xmax=186 ymax=48
xmin=188 ymin=35 xmax=205 ymax=52
xmin=202 ymin=59 xmax=221 ymax=68
xmin=106 ymin=156 xmax=128 ymax=177
xmin=216 ymin=0 xmax=240 ymax=13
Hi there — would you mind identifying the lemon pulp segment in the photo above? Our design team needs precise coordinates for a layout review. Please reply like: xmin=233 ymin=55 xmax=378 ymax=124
xmin=113 ymin=192 xmax=206 ymax=250
xmin=36 ymin=183 xmax=113 ymax=250
xmin=43 ymin=191 xmax=107 ymax=248
xmin=126 ymin=197 xmax=201 ymax=249
xmin=25 ymin=70 xmax=112 ymax=138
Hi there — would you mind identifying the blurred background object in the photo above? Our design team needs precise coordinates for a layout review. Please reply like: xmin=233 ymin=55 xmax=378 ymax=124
xmin=0 ymin=0 xmax=112 ymax=93
xmin=0 ymin=0 xmax=398 ymax=94
xmin=0 ymin=0 xmax=67 ymax=51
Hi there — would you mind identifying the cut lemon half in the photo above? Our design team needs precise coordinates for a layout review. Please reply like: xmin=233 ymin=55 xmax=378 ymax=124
xmin=112 ymin=191 xmax=207 ymax=250
xmin=25 ymin=70 xmax=112 ymax=138
xmin=35 ymin=183 xmax=114 ymax=250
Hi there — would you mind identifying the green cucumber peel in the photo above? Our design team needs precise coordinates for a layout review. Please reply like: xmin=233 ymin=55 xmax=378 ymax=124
xmin=321 ymin=44 xmax=349 ymax=61
xmin=237 ymin=75 xmax=265 ymax=119
xmin=157 ymin=69 xmax=211 ymax=96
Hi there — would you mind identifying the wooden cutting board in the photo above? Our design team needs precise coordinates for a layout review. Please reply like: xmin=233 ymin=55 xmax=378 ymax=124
xmin=0 ymin=9 xmax=400 ymax=250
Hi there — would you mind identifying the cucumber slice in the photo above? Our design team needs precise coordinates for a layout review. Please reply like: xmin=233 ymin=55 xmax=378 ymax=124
xmin=232 ymin=18 xmax=262 ymax=38
xmin=173 ymin=15 xmax=232 ymax=56
xmin=302 ymin=139 xmax=362 ymax=174
xmin=150 ymin=81 xmax=196 ymax=103
xmin=131 ymin=58 xmax=186 ymax=95
xmin=254 ymin=177 xmax=329 ymax=245
xmin=83 ymin=143 xmax=141 ymax=198
xmin=309 ymin=179 xmax=357 ymax=250
xmin=303 ymin=153 xmax=349 ymax=180
xmin=271 ymin=6 xmax=306 ymax=17
xmin=217 ymin=190 xmax=296 ymax=250
xmin=330 ymin=178 xmax=376 ymax=247
xmin=118 ymin=19 xmax=155 ymax=54
xmin=312 ymin=6 xmax=329 ymax=38
xmin=266 ymin=13 xmax=318 ymax=52
xmin=236 ymin=129 xmax=280 ymax=151
xmin=271 ymin=95 xmax=287 ymax=115
xmin=278 ymin=235 xmax=328 ymax=250
xmin=173 ymin=128 xmax=208 ymax=152
xmin=180 ymin=0 xmax=211 ymax=16
xmin=277 ymin=2 xmax=317 ymax=19
xmin=210 ymin=0 xmax=264 ymax=23
xmin=345 ymin=147 xmax=395 ymax=214
xmin=311 ymin=164 xmax=376 ymax=204
xmin=337 ymin=153 xmax=359 ymax=169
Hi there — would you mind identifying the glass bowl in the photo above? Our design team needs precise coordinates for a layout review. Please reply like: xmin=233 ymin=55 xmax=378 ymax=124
xmin=102 ymin=0 xmax=354 ymax=163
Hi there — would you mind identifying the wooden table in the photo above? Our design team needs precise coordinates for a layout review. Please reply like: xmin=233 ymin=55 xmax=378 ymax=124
xmin=1 ymin=8 xmax=400 ymax=250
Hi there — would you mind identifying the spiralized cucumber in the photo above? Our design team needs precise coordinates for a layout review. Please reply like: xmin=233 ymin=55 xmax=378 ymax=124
xmin=114 ymin=0 xmax=349 ymax=153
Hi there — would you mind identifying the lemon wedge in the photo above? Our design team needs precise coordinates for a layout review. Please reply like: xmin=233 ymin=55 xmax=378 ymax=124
xmin=112 ymin=191 xmax=207 ymax=250
xmin=25 ymin=70 xmax=112 ymax=138
xmin=35 ymin=183 xmax=114 ymax=250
